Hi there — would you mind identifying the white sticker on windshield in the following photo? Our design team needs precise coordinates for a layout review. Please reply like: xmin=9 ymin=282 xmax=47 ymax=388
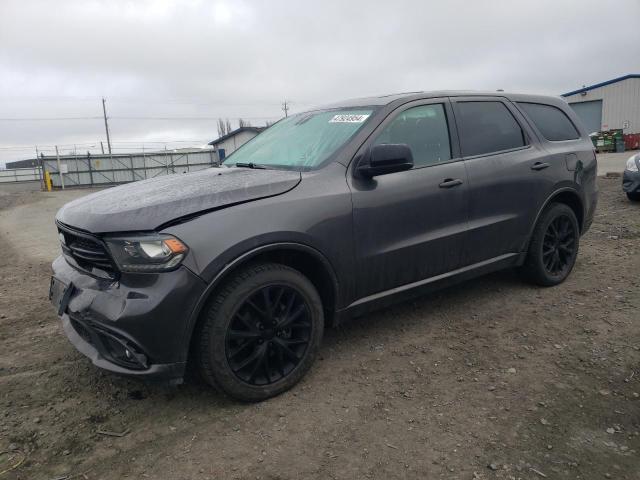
xmin=329 ymin=114 xmax=370 ymax=123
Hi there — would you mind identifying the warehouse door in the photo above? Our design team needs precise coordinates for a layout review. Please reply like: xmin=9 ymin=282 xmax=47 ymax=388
xmin=569 ymin=100 xmax=602 ymax=134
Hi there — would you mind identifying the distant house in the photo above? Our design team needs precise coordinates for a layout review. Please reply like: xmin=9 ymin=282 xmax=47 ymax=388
xmin=5 ymin=158 xmax=41 ymax=169
xmin=208 ymin=127 xmax=265 ymax=158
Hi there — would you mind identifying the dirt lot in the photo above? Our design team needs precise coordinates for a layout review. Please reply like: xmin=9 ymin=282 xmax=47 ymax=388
xmin=1 ymin=178 xmax=639 ymax=480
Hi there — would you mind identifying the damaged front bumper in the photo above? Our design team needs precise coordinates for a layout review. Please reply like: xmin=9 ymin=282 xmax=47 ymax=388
xmin=51 ymin=255 xmax=206 ymax=384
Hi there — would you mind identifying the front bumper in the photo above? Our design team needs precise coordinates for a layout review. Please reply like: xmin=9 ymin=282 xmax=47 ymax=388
xmin=51 ymin=255 xmax=206 ymax=383
xmin=622 ymin=169 xmax=640 ymax=193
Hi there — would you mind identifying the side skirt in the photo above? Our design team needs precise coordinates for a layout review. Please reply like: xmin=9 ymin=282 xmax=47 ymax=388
xmin=335 ymin=252 xmax=524 ymax=322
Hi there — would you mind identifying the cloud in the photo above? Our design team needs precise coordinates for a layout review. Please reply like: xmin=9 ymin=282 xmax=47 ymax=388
xmin=1 ymin=0 xmax=639 ymax=164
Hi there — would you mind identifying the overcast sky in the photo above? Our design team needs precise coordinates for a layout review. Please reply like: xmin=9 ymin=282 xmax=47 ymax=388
xmin=1 ymin=0 xmax=639 ymax=165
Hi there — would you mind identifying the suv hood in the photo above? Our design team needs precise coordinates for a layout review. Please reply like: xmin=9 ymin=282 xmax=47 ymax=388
xmin=56 ymin=167 xmax=301 ymax=233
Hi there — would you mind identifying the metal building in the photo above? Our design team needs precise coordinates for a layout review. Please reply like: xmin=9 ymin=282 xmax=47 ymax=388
xmin=208 ymin=126 xmax=265 ymax=158
xmin=562 ymin=74 xmax=640 ymax=134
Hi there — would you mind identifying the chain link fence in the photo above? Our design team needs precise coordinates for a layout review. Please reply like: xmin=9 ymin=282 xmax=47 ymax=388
xmin=1 ymin=149 xmax=220 ymax=189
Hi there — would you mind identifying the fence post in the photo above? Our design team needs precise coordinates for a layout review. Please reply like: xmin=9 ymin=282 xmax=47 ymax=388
xmin=55 ymin=145 xmax=65 ymax=190
xmin=44 ymin=171 xmax=52 ymax=191
xmin=35 ymin=147 xmax=45 ymax=191
xmin=38 ymin=156 xmax=45 ymax=190
xmin=142 ymin=150 xmax=147 ymax=179
xmin=87 ymin=152 xmax=94 ymax=186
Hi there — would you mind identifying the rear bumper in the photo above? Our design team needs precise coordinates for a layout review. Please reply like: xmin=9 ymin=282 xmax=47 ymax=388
xmin=52 ymin=255 xmax=207 ymax=383
xmin=622 ymin=169 xmax=640 ymax=193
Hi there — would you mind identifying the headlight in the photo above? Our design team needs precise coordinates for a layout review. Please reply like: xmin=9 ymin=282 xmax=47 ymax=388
xmin=626 ymin=155 xmax=639 ymax=172
xmin=105 ymin=234 xmax=188 ymax=273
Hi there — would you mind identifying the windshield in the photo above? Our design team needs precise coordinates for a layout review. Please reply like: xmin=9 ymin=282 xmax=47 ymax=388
xmin=223 ymin=108 xmax=375 ymax=170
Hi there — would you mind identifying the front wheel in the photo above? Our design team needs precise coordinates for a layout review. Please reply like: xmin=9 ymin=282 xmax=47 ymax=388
xmin=196 ymin=263 xmax=324 ymax=402
xmin=520 ymin=203 xmax=580 ymax=286
xmin=627 ymin=191 xmax=640 ymax=202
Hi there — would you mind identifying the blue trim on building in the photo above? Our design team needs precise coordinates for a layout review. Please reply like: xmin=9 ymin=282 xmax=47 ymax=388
xmin=562 ymin=74 xmax=640 ymax=97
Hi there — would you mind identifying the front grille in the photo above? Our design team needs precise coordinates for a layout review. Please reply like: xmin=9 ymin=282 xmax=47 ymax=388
xmin=71 ymin=318 xmax=93 ymax=345
xmin=58 ymin=224 xmax=116 ymax=275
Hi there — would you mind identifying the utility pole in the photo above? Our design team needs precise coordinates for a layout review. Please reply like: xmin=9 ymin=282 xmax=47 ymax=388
xmin=102 ymin=97 xmax=112 ymax=154
xmin=282 ymin=100 xmax=289 ymax=118
xmin=100 ymin=141 xmax=105 ymax=154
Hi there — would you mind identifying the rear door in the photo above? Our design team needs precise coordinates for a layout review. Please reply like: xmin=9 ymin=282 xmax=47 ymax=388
xmin=451 ymin=97 xmax=559 ymax=265
xmin=349 ymin=99 xmax=469 ymax=299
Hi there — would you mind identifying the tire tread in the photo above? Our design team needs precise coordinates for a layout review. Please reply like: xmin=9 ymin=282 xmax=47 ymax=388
xmin=195 ymin=262 xmax=323 ymax=401
xmin=520 ymin=202 xmax=579 ymax=287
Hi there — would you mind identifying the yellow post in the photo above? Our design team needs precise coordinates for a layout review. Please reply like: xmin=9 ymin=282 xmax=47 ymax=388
xmin=44 ymin=171 xmax=52 ymax=192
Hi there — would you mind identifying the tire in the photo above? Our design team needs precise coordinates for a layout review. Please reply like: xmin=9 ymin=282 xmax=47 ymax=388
xmin=627 ymin=192 xmax=640 ymax=202
xmin=196 ymin=262 xmax=324 ymax=402
xmin=520 ymin=202 xmax=580 ymax=287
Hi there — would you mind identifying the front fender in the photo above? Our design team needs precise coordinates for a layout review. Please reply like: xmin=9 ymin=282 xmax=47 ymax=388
xmin=178 ymin=240 xmax=340 ymax=357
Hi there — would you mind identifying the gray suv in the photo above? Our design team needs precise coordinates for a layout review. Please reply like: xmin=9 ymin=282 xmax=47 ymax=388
xmin=50 ymin=91 xmax=598 ymax=401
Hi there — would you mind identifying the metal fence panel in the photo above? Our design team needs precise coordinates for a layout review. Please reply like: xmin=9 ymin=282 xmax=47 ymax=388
xmin=0 ymin=167 xmax=41 ymax=183
xmin=35 ymin=149 xmax=219 ymax=188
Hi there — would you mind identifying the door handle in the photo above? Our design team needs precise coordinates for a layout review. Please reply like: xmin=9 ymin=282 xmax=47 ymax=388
xmin=439 ymin=178 xmax=463 ymax=188
xmin=531 ymin=162 xmax=550 ymax=171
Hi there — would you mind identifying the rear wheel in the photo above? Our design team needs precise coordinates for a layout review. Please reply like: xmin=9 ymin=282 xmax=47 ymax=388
xmin=520 ymin=203 xmax=580 ymax=286
xmin=627 ymin=191 xmax=640 ymax=202
xmin=196 ymin=263 xmax=324 ymax=402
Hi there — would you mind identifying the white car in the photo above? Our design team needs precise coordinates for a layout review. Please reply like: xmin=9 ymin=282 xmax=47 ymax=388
xmin=623 ymin=153 xmax=640 ymax=201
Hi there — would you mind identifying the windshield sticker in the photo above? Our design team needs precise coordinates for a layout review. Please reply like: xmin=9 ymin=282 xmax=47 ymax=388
xmin=329 ymin=114 xmax=370 ymax=123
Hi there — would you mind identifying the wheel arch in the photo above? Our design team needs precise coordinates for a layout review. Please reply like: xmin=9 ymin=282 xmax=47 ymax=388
xmin=526 ymin=187 xmax=585 ymax=250
xmin=183 ymin=242 xmax=340 ymax=363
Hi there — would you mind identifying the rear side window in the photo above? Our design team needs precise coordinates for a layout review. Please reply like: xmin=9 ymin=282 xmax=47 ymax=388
xmin=517 ymin=102 xmax=580 ymax=141
xmin=456 ymin=101 xmax=527 ymax=157
xmin=373 ymin=104 xmax=451 ymax=168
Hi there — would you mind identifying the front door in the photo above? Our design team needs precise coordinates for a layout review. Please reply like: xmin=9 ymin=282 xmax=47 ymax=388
xmin=349 ymin=100 xmax=469 ymax=300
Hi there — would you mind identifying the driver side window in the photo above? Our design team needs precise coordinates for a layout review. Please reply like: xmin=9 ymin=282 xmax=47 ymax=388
xmin=373 ymin=104 xmax=452 ymax=168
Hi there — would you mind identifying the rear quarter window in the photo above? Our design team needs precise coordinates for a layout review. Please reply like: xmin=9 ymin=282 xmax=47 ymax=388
xmin=517 ymin=102 xmax=580 ymax=141
xmin=456 ymin=101 xmax=527 ymax=157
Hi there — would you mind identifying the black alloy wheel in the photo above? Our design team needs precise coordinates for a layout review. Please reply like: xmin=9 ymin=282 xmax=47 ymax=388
xmin=197 ymin=262 xmax=323 ymax=402
xmin=520 ymin=202 xmax=580 ymax=286
xmin=627 ymin=191 xmax=640 ymax=202
xmin=225 ymin=285 xmax=312 ymax=386
xmin=541 ymin=214 xmax=577 ymax=276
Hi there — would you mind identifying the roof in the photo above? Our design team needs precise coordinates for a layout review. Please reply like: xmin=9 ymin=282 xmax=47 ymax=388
xmin=208 ymin=126 xmax=265 ymax=146
xmin=319 ymin=90 xmax=568 ymax=109
xmin=5 ymin=159 xmax=40 ymax=169
xmin=561 ymin=74 xmax=640 ymax=97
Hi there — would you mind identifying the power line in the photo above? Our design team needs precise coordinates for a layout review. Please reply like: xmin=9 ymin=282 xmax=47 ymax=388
xmin=0 ymin=139 xmax=212 ymax=150
xmin=110 ymin=115 xmax=280 ymax=120
xmin=0 ymin=115 xmax=280 ymax=121
xmin=0 ymin=117 xmax=103 ymax=121
xmin=0 ymin=95 xmax=319 ymax=107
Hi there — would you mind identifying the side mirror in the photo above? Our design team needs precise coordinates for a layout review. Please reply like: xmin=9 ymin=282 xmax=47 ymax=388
xmin=357 ymin=144 xmax=414 ymax=178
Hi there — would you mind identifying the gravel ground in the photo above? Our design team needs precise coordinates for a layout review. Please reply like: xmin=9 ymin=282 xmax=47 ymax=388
xmin=0 ymin=178 xmax=639 ymax=480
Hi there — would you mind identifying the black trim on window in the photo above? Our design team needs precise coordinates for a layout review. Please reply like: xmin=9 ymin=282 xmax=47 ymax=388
xmin=451 ymin=99 xmax=530 ymax=158
xmin=516 ymin=102 xmax=580 ymax=142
